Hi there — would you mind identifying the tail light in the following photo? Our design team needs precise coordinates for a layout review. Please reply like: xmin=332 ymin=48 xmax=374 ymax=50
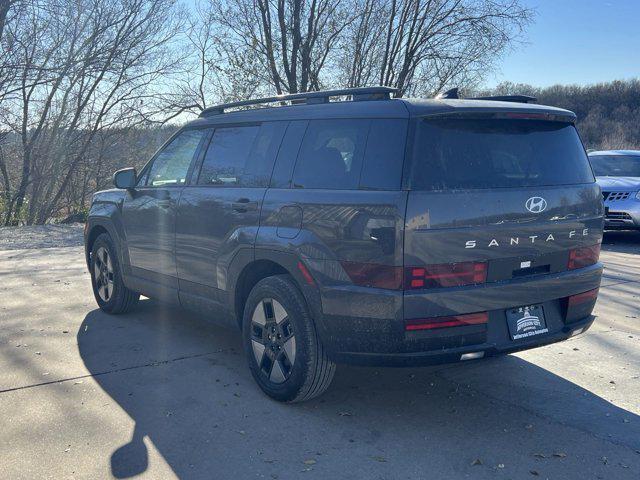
xmin=568 ymin=244 xmax=600 ymax=270
xmin=405 ymin=312 xmax=488 ymax=331
xmin=341 ymin=261 xmax=487 ymax=290
xmin=405 ymin=262 xmax=487 ymax=289
xmin=341 ymin=262 xmax=403 ymax=290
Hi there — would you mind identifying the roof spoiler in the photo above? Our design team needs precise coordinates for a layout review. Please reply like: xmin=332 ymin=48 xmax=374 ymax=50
xmin=437 ymin=88 xmax=537 ymax=104
xmin=200 ymin=86 xmax=398 ymax=117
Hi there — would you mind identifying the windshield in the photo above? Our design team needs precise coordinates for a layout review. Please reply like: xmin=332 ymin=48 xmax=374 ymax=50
xmin=589 ymin=155 xmax=640 ymax=177
xmin=411 ymin=118 xmax=594 ymax=190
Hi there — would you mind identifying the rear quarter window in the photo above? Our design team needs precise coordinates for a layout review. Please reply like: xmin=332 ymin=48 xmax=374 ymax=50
xmin=292 ymin=119 xmax=369 ymax=190
xmin=410 ymin=118 xmax=594 ymax=190
xmin=286 ymin=119 xmax=406 ymax=190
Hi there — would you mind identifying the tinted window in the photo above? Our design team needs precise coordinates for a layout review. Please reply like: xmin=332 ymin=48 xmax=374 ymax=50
xmin=292 ymin=119 xmax=369 ymax=189
xmin=197 ymin=126 xmax=258 ymax=185
xmin=147 ymin=129 xmax=207 ymax=186
xmin=197 ymin=124 xmax=286 ymax=187
xmin=243 ymin=123 xmax=287 ymax=186
xmin=198 ymin=126 xmax=252 ymax=185
xmin=589 ymin=155 xmax=640 ymax=177
xmin=411 ymin=119 xmax=594 ymax=190
xmin=360 ymin=119 xmax=407 ymax=190
xmin=270 ymin=121 xmax=307 ymax=188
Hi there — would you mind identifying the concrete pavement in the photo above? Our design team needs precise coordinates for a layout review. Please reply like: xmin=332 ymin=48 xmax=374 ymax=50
xmin=0 ymin=229 xmax=638 ymax=479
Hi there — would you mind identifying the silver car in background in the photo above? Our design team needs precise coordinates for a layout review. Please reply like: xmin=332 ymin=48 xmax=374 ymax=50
xmin=589 ymin=150 xmax=640 ymax=230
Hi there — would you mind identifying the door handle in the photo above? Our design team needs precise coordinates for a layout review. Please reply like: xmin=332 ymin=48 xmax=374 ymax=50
xmin=231 ymin=198 xmax=258 ymax=212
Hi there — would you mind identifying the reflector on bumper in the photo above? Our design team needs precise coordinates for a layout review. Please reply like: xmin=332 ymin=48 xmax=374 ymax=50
xmin=565 ymin=287 xmax=599 ymax=323
xmin=405 ymin=312 xmax=488 ymax=331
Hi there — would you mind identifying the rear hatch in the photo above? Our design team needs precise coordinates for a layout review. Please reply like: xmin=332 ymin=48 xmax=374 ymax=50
xmin=404 ymin=113 xmax=603 ymax=293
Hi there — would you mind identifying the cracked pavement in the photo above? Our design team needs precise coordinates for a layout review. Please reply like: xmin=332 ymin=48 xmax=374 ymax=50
xmin=0 ymin=227 xmax=638 ymax=479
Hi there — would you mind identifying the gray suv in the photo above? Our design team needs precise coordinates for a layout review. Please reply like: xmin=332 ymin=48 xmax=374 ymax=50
xmin=589 ymin=150 xmax=640 ymax=230
xmin=85 ymin=87 xmax=604 ymax=402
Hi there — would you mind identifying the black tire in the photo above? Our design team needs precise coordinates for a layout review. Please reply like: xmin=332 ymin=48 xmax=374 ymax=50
xmin=242 ymin=274 xmax=336 ymax=402
xmin=90 ymin=233 xmax=139 ymax=314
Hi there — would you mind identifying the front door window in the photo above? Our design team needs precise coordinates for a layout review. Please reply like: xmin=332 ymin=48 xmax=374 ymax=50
xmin=146 ymin=129 xmax=208 ymax=187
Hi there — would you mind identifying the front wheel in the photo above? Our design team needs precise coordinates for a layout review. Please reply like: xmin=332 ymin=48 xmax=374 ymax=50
xmin=242 ymin=275 xmax=336 ymax=402
xmin=90 ymin=233 xmax=139 ymax=314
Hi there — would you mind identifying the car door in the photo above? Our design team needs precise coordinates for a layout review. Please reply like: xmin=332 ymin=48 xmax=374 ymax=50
xmin=122 ymin=128 xmax=210 ymax=295
xmin=175 ymin=122 xmax=287 ymax=311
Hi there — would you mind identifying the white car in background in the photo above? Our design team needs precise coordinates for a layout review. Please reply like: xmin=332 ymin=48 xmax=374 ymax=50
xmin=589 ymin=150 xmax=640 ymax=231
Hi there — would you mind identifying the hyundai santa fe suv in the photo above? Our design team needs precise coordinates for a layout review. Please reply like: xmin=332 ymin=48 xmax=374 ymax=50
xmin=85 ymin=87 xmax=604 ymax=402
xmin=588 ymin=150 xmax=640 ymax=230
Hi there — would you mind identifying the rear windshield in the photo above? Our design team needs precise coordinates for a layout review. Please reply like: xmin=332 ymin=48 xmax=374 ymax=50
xmin=411 ymin=119 xmax=594 ymax=190
xmin=589 ymin=155 xmax=640 ymax=177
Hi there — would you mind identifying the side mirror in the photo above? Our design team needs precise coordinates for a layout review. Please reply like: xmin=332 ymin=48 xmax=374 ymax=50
xmin=113 ymin=168 xmax=137 ymax=189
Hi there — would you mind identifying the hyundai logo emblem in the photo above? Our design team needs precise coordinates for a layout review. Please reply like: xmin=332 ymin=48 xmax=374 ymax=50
xmin=525 ymin=197 xmax=547 ymax=213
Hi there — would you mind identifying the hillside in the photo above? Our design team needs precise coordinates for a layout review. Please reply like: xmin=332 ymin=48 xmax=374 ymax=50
xmin=476 ymin=79 xmax=640 ymax=150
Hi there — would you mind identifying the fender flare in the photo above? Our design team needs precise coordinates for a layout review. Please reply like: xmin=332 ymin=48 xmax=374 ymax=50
xmin=227 ymin=248 xmax=331 ymax=347
xmin=85 ymin=212 xmax=128 ymax=273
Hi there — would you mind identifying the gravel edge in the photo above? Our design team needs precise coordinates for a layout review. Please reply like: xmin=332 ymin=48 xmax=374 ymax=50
xmin=0 ymin=224 xmax=85 ymax=250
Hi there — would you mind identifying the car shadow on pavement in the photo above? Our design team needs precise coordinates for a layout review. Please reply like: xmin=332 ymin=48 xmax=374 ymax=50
xmin=77 ymin=301 xmax=640 ymax=479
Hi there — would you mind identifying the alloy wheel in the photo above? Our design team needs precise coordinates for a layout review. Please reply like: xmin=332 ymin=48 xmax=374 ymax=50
xmin=250 ymin=298 xmax=296 ymax=384
xmin=93 ymin=246 xmax=114 ymax=302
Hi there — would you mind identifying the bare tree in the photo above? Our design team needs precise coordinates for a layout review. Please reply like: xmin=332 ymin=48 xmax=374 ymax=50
xmin=158 ymin=2 xmax=266 ymax=120
xmin=341 ymin=0 xmax=533 ymax=97
xmin=0 ymin=0 xmax=182 ymax=225
xmin=0 ymin=0 xmax=24 ymax=220
xmin=0 ymin=0 xmax=538 ymax=225
xmin=205 ymin=0 xmax=355 ymax=94
xmin=0 ymin=0 xmax=12 ymax=38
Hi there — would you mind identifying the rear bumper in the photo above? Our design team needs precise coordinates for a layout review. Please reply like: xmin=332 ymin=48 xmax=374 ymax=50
xmin=331 ymin=315 xmax=594 ymax=366
xmin=318 ymin=263 xmax=602 ymax=366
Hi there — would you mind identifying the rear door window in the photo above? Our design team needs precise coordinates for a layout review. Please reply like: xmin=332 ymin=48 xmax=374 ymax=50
xmin=292 ymin=119 xmax=369 ymax=189
xmin=410 ymin=119 xmax=594 ymax=190
xmin=197 ymin=123 xmax=286 ymax=187
xmin=270 ymin=121 xmax=308 ymax=188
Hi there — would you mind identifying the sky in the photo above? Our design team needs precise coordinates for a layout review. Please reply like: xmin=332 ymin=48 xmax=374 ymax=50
xmin=486 ymin=0 xmax=640 ymax=87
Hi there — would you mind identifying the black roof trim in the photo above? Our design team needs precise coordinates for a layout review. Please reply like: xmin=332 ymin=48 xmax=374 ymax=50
xmin=200 ymin=86 xmax=398 ymax=117
xmin=419 ymin=110 xmax=576 ymax=123
xmin=471 ymin=94 xmax=537 ymax=104
xmin=437 ymin=88 xmax=460 ymax=99
xmin=437 ymin=87 xmax=537 ymax=104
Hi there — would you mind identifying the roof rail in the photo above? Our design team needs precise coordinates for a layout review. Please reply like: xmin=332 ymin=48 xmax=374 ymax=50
xmin=200 ymin=86 xmax=398 ymax=117
xmin=436 ymin=87 xmax=536 ymax=104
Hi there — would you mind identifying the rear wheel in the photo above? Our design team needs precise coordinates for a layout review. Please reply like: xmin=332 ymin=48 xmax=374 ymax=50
xmin=242 ymin=275 xmax=336 ymax=402
xmin=90 ymin=233 xmax=139 ymax=314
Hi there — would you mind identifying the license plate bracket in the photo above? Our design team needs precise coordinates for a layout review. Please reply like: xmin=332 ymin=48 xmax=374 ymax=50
xmin=506 ymin=304 xmax=549 ymax=340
